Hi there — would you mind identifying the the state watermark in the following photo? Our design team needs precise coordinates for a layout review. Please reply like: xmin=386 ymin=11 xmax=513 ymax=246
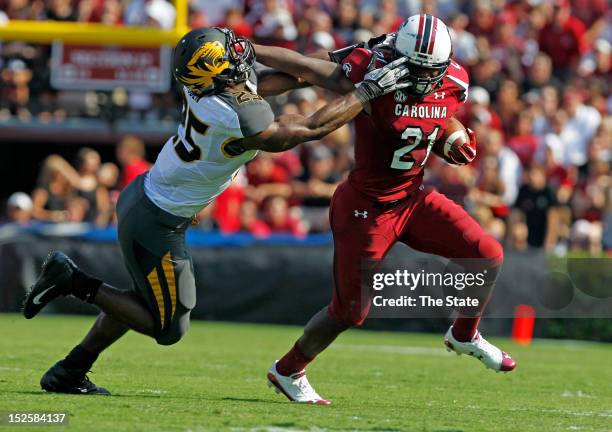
xmin=360 ymin=254 xmax=612 ymax=318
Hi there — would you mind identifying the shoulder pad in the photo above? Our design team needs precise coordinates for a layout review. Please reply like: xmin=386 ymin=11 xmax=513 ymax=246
xmin=444 ymin=61 xmax=470 ymax=102
xmin=222 ymin=90 xmax=275 ymax=138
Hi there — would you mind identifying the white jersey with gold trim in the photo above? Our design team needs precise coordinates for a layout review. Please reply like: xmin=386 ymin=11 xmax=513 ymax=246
xmin=144 ymin=85 xmax=274 ymax=218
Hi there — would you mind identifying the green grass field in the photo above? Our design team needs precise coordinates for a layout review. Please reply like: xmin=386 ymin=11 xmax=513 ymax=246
xmin=1 ymin=314 xmax=611 ymax=432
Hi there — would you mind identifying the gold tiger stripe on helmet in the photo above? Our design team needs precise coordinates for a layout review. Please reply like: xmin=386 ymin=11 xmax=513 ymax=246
xmin=179 ymin=41 xmax=230 ymax=87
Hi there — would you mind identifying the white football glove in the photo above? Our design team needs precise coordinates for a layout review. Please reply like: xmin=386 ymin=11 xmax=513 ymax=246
xmin=355 ymin=57 xmax=410 ymax=104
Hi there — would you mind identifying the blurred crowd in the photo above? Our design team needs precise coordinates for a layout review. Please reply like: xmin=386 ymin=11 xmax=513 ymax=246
xmin=1 ymin=0 xmax=610 ymax=255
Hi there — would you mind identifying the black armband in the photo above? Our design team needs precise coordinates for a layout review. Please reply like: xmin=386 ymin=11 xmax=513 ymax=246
xmin=223 ymin=139 xmax=248 ymax=157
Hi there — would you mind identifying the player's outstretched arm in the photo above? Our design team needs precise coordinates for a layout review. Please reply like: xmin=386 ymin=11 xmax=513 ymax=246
xmin=256 ymin=69 xmax=309 ymax=97
xmin=253 ymin=44 xmax=355 ymax=95
xmin=241 ymin=57 xmax=409 ymax=153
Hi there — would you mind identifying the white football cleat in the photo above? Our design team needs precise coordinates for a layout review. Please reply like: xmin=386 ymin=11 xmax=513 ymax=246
xmin=267 ymin=361 xmax=331 ymax=405
xmin=444 ymin=326 xmax=517 ymax=372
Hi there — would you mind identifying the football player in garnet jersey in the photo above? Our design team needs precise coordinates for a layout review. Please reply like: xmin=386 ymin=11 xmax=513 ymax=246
xmin=254 ymin=14 xmax=516 ymax=404
xmin=22 ymin=27 xmax=411 ymax=395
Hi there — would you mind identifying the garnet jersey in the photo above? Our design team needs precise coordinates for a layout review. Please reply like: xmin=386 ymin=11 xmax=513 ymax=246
xmin=341 ymin=48 xmax=469 ymax=202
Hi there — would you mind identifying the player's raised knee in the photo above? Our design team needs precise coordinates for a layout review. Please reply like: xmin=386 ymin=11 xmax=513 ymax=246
xmin=329 ymin=304 xmax=368 ymax=328
xmin=155 ymin=318 xmax=190 ymax=346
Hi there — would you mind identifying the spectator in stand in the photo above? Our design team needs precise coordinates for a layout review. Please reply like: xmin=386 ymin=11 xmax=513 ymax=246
xmin=570 ymin=219 xmax=603 ymax=255
xmin=507 ymin=111 xmax=540 ymax=168
xmin=429 ymin=163 xmax=472 ymax=206
xmin=470 ymin=56 xmax=503 ymax=97
xmin=578 ymin=39 xmax=610 ymax=87
xmin=543 ymin=109 xmax=574 ymax=167
xmin=5 ymin=192 xmax=33 ymax=225
xmin=303 ymin=11 xmax=337 ymax=53
xmin=98 ymin=162 xmax=120 ymax=225
xmin=470 ymin=156 xmax=508 ymax=220
xmin=100 ymin=0 xmax=123 ymax=25
xmin=220 ymin=8 xmax=253 ymax=38
xmin=448 ymin=13 xmax=478 ymax=67
xmin=562 ymin=88 xmax=602 ymax=168
xmin=192 ymin=0 xmax=242 ymax=27
xmin=333 ymin=0 xmax=359 ymax=47
xmin=116 ymin=135 xmax=150 ymax=190
xmin=261 ymin=195 xmax=306 ymax=236
xmin=505 ymin=216 xmax=530 ymax=253
xmin=532 ymin=85 xmax=560 ymax=136
xmin=481 ymin=128 xmax=521 ymax=205
xmin=1 ymin=59 xmax=33 ymax=121
xmin=374 ymin=0 xmax=404 ymax=34
xmin=73 ymin=148 xmax=110 ymax=225
xmin=468 ymin=0 xmax=496 ymax=41
xmin=495 ymin=79 xmax=523 ymax=137
xmin=471 ymin=204 xmax=506 ymax=241
xmin=213 ymin=182 xmax=245 ymax=233
xmin=65 ymin=196 xmax=90 ymax=223
xmin=460 ymin=86 xmax=504 ymax=132
xmin=246 ymin=153 xmax=292 ymax=203
xmin=252 ymin=0 xmax=298 ymax=49
xmin=294 ymin=144 xmax=341 ymax=231
xmin=31 ymin=156 xmax=73 ymax=223
xmin=124 ymin=0 xmax=175 ymax=28
xmin=491 ymin=13 xmax=523 ymax=85
xmin=522 ymin=53 xmax=563 ymax=93
xmin=238 ymin=199 xmax=270 ymax=236
xmin=46 ymin=0 xmax=78 ymax=21
xmin=514 ymin=163 xmax=557 ymax=249
xmin=538 ymin=0 xmax=587 ymax=79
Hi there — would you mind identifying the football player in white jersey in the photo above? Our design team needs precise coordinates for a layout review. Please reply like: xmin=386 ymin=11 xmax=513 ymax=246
xmin=22 ymin=27 xmax=411 ymax=395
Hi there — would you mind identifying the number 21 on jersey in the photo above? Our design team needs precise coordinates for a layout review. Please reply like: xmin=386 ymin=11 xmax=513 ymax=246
xmin=391 ymin=126 xmax=439 ymax=170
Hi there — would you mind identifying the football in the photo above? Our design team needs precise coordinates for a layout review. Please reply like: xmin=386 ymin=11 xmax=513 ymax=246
xmin=432 ymin=117 xmax=472 ymax=165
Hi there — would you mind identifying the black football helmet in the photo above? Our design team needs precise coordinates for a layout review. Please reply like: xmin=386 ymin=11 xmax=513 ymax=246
xmin=172 ymin=27 xmax=255 ymax=95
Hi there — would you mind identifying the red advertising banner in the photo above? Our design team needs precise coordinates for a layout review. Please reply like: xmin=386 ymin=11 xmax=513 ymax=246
xmin=50 ymin=43 xmax=172 ymax=92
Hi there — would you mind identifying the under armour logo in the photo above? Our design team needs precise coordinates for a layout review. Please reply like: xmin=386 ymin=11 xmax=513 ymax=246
xmin=434 ymin=92 xmax=446 ymax=99
xmin=354 ymin=210 xmax=368 ymax=219
xmin=342 ymin=63 xmax=352 ymax=77
xmin=394 ymin=90 xmax=407 ymax=103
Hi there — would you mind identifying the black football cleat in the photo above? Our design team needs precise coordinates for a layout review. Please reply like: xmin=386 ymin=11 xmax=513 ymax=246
xmin=23 ymin=251 xmax=76 ymax=319
xmin=40 ymin=361 xmax=110 ymax=396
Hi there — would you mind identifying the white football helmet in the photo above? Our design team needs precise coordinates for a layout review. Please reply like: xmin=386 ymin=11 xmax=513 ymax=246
xmin=393 ymin=14 xmax=453 ymax=98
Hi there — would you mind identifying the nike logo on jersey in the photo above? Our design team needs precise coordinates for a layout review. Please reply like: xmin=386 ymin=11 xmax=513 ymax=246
xmin=394 ymin=104 xmax=448 ymax=118
xmin=32 ymin=285 xmax=56 ymax=305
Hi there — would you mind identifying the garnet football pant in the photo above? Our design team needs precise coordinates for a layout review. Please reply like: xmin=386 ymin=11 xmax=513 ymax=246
xmin=328 ymin=181 xmax=504 ymax=326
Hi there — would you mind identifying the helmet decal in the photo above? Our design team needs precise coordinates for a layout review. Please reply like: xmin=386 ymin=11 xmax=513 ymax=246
xmin=179 ymin=41 xmax=230 ymax=87
xmin=415 ymin=14 xmax=425 ymax=53
xmin=426 ymin=16 xmax=438 ymax=54
xmin=415 ymin=14 xmax=439 ymax=55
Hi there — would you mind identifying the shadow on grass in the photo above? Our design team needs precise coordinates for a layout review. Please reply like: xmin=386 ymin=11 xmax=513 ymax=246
xmin=3 ymin=389 xmax=303 ymax=406
xmin=221 ymin=396 xmax=287 ymax=405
